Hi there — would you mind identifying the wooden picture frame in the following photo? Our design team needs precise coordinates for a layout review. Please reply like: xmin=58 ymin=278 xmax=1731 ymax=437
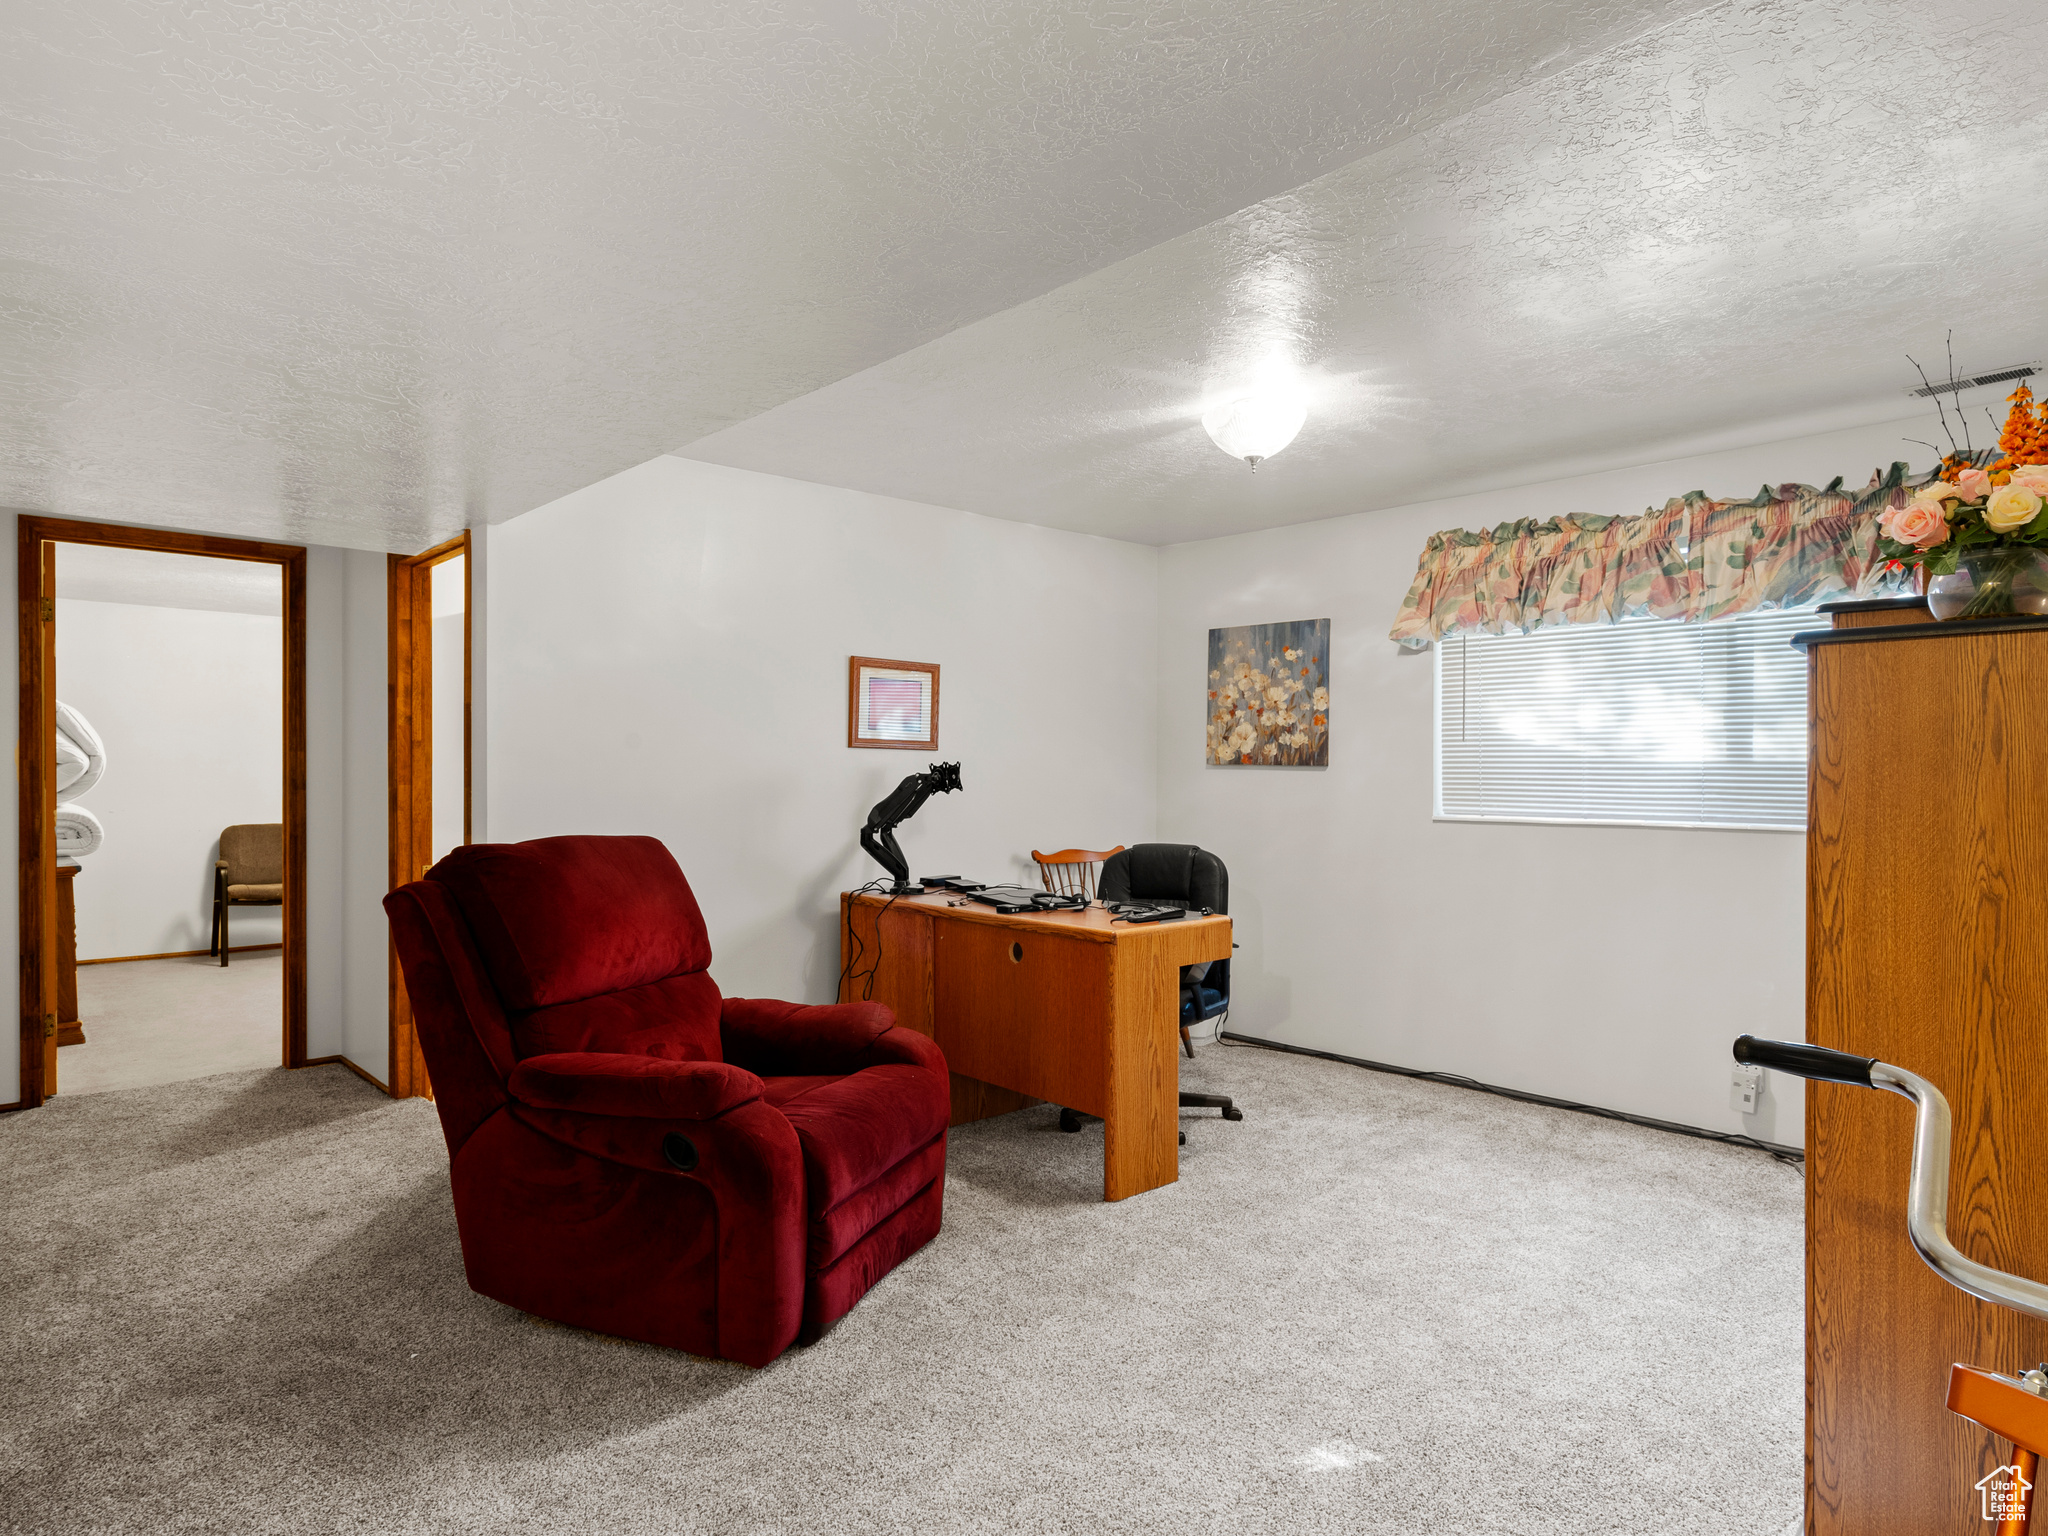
xmin=848 ymin=656 xmax=939 ymax=750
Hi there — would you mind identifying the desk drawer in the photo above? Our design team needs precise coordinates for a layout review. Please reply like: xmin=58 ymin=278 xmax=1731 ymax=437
xmin=934 ymin=923 xmax=1109 ymax=1116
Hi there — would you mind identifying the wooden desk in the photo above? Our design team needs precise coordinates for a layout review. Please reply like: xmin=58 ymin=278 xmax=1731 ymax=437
xmin=839 ymin=890 xmax=1232 ymax=1202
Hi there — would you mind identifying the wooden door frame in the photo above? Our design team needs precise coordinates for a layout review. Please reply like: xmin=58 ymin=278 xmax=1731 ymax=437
xmin=10 ymin=516 xmax=308 ymax=1111
xmin=387 ymin=531 xmax=470 ymax=1100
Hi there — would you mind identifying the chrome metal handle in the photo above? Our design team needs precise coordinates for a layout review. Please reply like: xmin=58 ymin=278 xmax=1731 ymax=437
xmin=1871 ymin=1061 xmax=2048 ymax=1326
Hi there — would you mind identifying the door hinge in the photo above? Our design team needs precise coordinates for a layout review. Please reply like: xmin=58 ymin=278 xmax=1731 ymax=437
xmin=39 ymin=598 xmax=52 ymax=621
xmin=41 ymin=1013 xmax=56 ymax=1039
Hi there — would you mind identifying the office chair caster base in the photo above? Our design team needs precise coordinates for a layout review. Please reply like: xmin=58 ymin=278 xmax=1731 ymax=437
xmin=1059 ymin=1107 xmax=1084 ymax=1133
xmin=1178 ymin=1091 xmax=1240 ymax=1121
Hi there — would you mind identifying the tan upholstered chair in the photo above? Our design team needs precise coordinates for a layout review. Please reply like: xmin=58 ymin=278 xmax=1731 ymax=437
xmin=212 ymin=823 xmax=283 ymax=968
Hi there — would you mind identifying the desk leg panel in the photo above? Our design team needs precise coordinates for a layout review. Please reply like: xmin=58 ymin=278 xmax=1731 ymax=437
xmin=837 ymin=897 xmax=935 ymax=1036
xmin=1103 ymin=943 xmax=1179 ymax=1202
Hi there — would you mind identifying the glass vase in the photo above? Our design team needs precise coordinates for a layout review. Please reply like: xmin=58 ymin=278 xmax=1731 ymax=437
xmin=1925 ymin=546 xmax=2048 ymax=622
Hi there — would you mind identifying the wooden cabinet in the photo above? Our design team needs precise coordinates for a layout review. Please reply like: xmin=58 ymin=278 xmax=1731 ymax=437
xmin=55 ymin=865 xmax=83 ymax=1047
xmin=1803 ymin=601 xmax=2048 ymax=1533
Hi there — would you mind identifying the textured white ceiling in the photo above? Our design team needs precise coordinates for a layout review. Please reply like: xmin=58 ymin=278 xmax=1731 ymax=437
xmin=56 ymin=543 xmax=282 ymax=616
xmin=0 ymin=0 xmax=1710 ymax=552
xmin=680 ymin=0 xmax=2048 ymax=543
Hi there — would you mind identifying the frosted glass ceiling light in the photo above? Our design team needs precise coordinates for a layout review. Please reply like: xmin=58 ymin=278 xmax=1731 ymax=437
xmin=1202 ymin=387 xmax=1306 ymax=471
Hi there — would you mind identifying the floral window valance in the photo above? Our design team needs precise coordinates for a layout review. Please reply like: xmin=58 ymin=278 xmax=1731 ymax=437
xmin=1388 ymin=463 xmax=1927 ymax=649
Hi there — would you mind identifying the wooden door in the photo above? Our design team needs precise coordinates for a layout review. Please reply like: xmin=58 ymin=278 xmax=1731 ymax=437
xmin=387 ymin=533 xmax=471 ymax=1100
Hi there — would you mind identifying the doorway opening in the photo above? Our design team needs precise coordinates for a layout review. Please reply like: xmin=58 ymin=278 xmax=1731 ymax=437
xmin=14 ymin=518 xmax=307 ymax=1110
xmin=386 ymin=533 xmax=471 ymax=1100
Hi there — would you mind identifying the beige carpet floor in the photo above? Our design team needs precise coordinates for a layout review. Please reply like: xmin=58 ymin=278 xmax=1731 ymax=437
xmin=57 ymin=952 xmax=282 ymax=1096
xmin=0 ymin=1045 xmax=1804 ymax=1534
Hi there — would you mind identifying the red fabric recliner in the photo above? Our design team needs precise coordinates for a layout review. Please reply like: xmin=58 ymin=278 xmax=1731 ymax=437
xmin=382 ymin=834 xmax=949 ymax=1367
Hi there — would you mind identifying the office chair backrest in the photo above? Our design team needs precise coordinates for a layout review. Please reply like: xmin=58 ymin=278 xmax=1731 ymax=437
xmin=1099 ymin=843 xmax=1229 ymax=1006
xmin=1098 ymin=843 xmax=1227 ymax=915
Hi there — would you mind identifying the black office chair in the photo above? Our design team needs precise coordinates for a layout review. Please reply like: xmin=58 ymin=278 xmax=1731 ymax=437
xmin=1060 ymin=842 xmax=1242 ymax=1136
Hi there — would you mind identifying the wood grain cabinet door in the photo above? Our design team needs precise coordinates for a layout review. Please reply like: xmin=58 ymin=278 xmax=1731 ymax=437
xmin=933 ymin=923 xmax=1110 ymax=1117
xmin=1808 ymin=623 xmax=2048 ymax=1535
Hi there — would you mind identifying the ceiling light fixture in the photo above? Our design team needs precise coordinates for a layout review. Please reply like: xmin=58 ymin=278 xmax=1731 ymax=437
xmin=1202 ymin=383 xmax=1307 ymax=472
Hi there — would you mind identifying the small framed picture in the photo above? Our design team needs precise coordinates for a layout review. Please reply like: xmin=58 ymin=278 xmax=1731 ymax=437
xmin=848 ymin=657 xmax=939 ymax=750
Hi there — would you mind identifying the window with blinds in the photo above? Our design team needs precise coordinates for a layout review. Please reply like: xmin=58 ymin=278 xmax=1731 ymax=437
xmin=1436 ymin=608 xmax=1815 ymax=830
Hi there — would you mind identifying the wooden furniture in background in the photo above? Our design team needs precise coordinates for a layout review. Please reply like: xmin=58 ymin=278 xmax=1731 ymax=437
xmin=13 ymin=515 xmax=308 ymax=1112
xmin=54 ymin=866 xmax=81 ymax=1047
xmin=1030 ymin=846 xmax=1125 ymax=901
xmin=839 ymin=889 xmax=1230 ymax=1201
xmin=847 ymin=656 xmax=939 ymax=750
xmin=212 ymin=823 xmax=284 ymax=968
xmin=1801 ymin=600 xmax=2048 ymax=1534
xmin=386 ymin=530 xmax=470 ymax=1101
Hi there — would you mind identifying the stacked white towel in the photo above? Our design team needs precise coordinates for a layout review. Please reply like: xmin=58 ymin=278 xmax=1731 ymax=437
xmin=56 ymin=701 xmax=105 ymax=799
xmin=55 ymin=700 xmax=106 ymax=861
xmin=56 ymin=804 xmax=103 ymax=859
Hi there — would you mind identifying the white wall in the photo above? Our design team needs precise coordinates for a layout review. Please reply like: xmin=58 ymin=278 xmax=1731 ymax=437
xmin=341 ymin=548 xmax=392 ymax=1085
xmin=1157 ymin=415 xmax=1934 ymax=1147
xmin=55 ymin=598 xmax=284 ymax=960
xmin=430 ymin=558 xmax=466 ymax=863
xmin=304 ymin=545 xmax=349 ymax=1061
xmin=488 ymin=455 xmax=1160 ymax=1004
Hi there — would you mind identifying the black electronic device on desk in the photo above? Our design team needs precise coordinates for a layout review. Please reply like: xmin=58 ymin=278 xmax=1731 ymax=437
xmin=968 ymin=885 xmax=1089 ymax=915
xmin=919 ymin=876 xmax=987 ymax=892
xmin=1106 ymin=901 xmax=1189 ymax=924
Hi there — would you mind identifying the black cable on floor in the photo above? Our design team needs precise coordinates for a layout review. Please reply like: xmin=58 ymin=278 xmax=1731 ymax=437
xmin=1218 ymin=1029 xmax=1805 ymax=1169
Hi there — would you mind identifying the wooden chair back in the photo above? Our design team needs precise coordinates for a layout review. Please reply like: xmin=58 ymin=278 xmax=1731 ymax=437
xmin=1029 ymin=846 xmax=1126 ymax=902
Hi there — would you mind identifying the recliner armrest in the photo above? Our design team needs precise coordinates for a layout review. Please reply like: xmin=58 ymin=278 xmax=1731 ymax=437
xmin=719 ymin=997 xmax=946 ymax=1079
xmin=507 ymin=1052 xmax=764 ymax=1121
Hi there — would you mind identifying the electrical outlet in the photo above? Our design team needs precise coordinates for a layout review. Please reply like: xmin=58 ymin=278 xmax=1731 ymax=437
xmin=1731 ymin=1063 xmax=1764 ymax=1116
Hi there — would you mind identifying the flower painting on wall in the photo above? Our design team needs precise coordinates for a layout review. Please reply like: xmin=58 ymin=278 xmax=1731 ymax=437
xmin=1207 ymin=619 xmax=1330 ymax=766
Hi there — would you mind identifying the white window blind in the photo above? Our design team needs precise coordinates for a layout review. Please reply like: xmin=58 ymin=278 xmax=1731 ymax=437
xmin=1437 ymin=608 xmax=1815 ymax=830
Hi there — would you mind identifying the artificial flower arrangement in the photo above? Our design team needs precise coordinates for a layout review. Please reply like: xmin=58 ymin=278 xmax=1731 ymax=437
xmin=1878 ymin=383 xmax=2048 ymax=617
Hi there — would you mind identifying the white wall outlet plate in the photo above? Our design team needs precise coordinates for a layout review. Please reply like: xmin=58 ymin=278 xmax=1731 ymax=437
xmin=1731 ymin=1063 xmax=1764 ymax=1116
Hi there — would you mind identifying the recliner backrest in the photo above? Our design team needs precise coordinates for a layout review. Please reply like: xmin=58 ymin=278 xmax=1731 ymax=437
xmin=433 ymin=835 xmax=714 ymax=1009
xmin=385 ymin=835 xmax=725 ymax=1153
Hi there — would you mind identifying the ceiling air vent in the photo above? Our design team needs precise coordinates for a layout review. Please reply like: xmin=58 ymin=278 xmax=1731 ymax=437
xmin=1910 ymin=364 xmax=2040 ymax=398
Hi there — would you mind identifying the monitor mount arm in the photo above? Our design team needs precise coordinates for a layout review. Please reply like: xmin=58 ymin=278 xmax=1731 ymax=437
xmin=860 ymin=762 xmax=962 ymax=895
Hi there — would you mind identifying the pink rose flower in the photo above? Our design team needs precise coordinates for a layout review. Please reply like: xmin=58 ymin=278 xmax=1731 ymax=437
xmin=2009 ymin=464 xmax=2048 ymax=495
xmin=1888 ymin=500 xmax=1951 ymax=548
xmin=1957 ymin=467 xmax=1994 ymax=500
xmin=1919 ymin=480 xmax=1963 ymax=503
